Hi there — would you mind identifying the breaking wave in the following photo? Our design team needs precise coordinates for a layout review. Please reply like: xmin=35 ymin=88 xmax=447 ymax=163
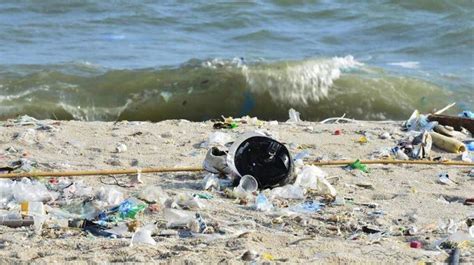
xmin=0 ymin=56 xmax=466 ymax=121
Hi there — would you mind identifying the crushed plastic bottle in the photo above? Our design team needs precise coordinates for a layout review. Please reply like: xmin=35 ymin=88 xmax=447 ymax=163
xmin=113 ymin=198 xmax=146 ymax=220
xmin=255 ymin=193 xmax=273 ymax=212
xmin=347 ymin=159 xmax=369 ymax=173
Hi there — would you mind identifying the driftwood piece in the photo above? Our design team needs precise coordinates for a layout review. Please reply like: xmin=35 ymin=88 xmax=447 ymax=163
xmin=428 ymin=114 xmax=474 ymax=134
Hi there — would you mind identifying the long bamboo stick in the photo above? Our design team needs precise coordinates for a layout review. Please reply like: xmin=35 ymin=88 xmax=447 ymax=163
xmin=309 ymin=160 xmax=474 ymax=166
xmin=0 ymin=159 xmax=472 ymax=179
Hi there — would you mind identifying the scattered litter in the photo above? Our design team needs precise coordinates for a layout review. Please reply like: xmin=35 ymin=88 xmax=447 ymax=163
xmin=270 ymin=185 xmax=304 ymax=199
xmin=289 ymin=200 xmax=323 ymax=213
xmin=255 ymin=193 xmax=273 ymax=212
xmin=430 ymin=132 xmax=466 ymax=153
xmin=410 ymin=240 xmax=422 ymax=249
xmin=347 ymin=159 xmax=369 ymax=173
xmin=287 ymin=108 xmax=301 ymax=123
xmin=115 ymin=143 xmax=128 ymax=153
xmin=130 ymin=224 xmax=157 ymax=246
xmin=438 ymin=173 xmax=455 ymax=185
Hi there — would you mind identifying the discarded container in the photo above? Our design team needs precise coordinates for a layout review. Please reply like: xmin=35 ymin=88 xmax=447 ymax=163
xmin=20 ymin=201 xmax=45 ymax=216
xmin=227 ymin=132 xmax=294 ymax=189
xmin=334 ymin=130 xmax=342 ymax=135
xmin=234 ymin=175 xmax=258 ymax=198
xmin=0 ymin=213 xmax=34 ymax=228
xmin=430 ymin=132 xmax=466 ymax=153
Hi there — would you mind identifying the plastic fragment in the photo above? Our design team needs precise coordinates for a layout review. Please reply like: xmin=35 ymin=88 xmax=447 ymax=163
xmin=270 ymin=185 xmax=304 ymax=199
xmin=289 ymin=200 xmax=323 ymax=213
xmin=410 ymin=240 xmax=422 ymax=249
xmin=438 ymin=173 xmax=454 ymax=185
xmin=255 ymin=193 xmax=273 ymax=212
xmin=287 ymin=108 xmax=301 ymax=123
xmin=163 ymin=209 xmax=194 ymax=228
xmin=130 ymin=224 xmax=156 ymax=246
xmin=262 ymin=253 xmax=274 ymax=261
xmin=97 ymin=187 xmax=124 ymax=207
xmin=347 ymin=159 xmax=369 ymax=173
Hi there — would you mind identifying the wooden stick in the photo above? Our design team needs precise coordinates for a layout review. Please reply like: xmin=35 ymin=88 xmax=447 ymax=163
xmin=0 ymin=167 xmax=204 ymax=179
xmin=0 ymin=159 xmax=472 ymax=179
xmin=310 ymin=160 xmax=473 ymax=166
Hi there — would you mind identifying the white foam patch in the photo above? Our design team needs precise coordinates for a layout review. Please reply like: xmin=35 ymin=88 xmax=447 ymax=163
xmin=0 ymin=85 xmax=50 ymax=102
xmin=388 ymin=61 xmax=420 ymax=69
xmin=59 ymin=99 xmax=132 ymax=121
xmin=242 ymin=55 xmax=362 ymax=105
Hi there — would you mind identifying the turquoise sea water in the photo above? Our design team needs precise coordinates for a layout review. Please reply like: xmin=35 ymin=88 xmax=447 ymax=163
xmin=0 ymin=0 xmax=472 ymax=121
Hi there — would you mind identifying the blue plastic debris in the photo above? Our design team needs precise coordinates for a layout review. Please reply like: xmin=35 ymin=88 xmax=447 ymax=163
xmin=289 ymin=200 xmax=323 ymax=214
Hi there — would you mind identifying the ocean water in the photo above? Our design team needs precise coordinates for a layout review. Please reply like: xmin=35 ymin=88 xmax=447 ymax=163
xmin=0 ymin=0 xmax=472 ymax=121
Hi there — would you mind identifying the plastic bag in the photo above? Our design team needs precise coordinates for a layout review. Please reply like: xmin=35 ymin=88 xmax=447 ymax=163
xmin=270 ymin=185 xmax=304 ymax=199
xmin=130 ymin=224 xmax=156 ymax=246
xmin=96 ymin=187 xmax=123 ymax=207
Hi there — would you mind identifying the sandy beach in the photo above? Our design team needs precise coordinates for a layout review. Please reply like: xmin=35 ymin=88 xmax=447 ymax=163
xmin=0 ymin=117 xmax=472 ymax=264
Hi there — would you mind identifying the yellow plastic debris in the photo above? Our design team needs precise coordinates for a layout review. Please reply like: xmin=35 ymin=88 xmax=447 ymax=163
xmin=262 ymin=253 xmax=274 ymax=261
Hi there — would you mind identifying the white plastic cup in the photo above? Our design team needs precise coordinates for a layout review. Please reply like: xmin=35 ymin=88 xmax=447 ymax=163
xmin=233 ymin=175 xmax=258 ymax=199
xmin=238 ymin=175 xmax=258 ymax=193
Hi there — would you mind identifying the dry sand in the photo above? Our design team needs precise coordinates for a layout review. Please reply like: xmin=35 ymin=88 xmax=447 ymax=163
xmin=0 ymin=117 xmax=472 ymax=264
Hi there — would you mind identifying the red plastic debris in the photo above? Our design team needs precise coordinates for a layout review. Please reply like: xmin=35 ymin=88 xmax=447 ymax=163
xmin=334 ymin=130 xmax=342 ymax=135
xmin=49 ymin=178 xmax=58 ymax=184
xmin=410 ymin=240 xmax=422 ymax=249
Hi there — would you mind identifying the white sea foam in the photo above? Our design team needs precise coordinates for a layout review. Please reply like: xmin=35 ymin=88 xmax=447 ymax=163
xmin=242 ymin=55 xmax=362 ymax=105
xmin=388 ymin=61 xmax=420 ymax=69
